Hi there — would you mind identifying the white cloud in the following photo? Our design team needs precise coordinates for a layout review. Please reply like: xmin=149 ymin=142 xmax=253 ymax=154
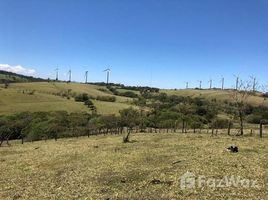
xmin=0 ymin=64 xmax=36 ymax=75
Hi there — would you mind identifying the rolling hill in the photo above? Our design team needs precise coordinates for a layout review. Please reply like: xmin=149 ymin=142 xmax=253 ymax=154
xmin=0 ymin=81 xmax=135 ymax=115
xmin=1 ymin=70 xmax=268 ymax=116
xmin=162 ymin=88 xmax=268 ymax=107
xmin=0 ymin=70 xmax=45 ymax=83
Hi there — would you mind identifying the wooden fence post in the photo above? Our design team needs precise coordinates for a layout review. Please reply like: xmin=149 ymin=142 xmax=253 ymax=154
xmin=228 ymin=121 xmax=231 ymax=136
xmin=260 ymin=123 xmax=263 ymax=138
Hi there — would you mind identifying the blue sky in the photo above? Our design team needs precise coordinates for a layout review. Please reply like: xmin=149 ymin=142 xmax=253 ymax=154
xmin=0 ymin=0 xmax=268 ymax=89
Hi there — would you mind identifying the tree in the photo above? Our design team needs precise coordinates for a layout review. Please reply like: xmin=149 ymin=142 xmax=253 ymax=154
xmin=119 ymin=107 xmax=140 ymax=143
xmin=45 ymin=122 xmax=65 ymax=141
xmin=189 ymin=116 xmax=203 ymax=133
xmin=4 ymin=80 xmax=10 ymax=89
xmin=230 ymin=79 xmax=252 ymax=135
xmin=24 ymin=120 xmax=48 ymax=142
xmin=75 ymin=93 xmax=89 ymax=102
xmin=0 ymin=118 xmax=12 ymax=146
xmin=176 ymin=104 xmax=193 ymax=133
xmin=84 ymin=99 xmax=97 ymax=113
xmin=88 ymin=116 xmax=105 ymax=135
xmin=68 ymin=113 xmax=89 ymax=138
xmin=12 ymin=112 xmax=33 ymax=144
xmin=211 ymin=118 xmax=232 ymax=135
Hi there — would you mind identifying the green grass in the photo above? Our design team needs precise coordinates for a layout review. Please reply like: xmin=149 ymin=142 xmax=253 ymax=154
xmin=162 ymin=89 xmax=268 ymax=107
xmin=0 ymin=88 xmax=88 ymax=114
xmin=0 ymin=132 xmax=267 ymax=199
xmin=93 ymin=100 xmax=137 ymax=115
xmin=0 ymin=74 xmax=28 ymax=83
xmin=0 ymin=82 xmax=135 ymax=115
xmin=1 ymin=82 xmax=268 ymax=116
xmin=116 ymin=88 xmax=140 ymax=95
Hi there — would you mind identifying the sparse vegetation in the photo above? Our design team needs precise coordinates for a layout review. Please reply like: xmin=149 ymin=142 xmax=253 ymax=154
xmin=0 ymin=133 xmax=267 ymax=199
xmin=0 ymin=71 xmax=268 ymax=199
xmin=96 ymin=95 xmax=116 ymax=102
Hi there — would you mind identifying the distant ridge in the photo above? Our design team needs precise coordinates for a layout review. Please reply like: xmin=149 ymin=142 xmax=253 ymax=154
xmin=0 ymin=70 xmax=45 ymax=83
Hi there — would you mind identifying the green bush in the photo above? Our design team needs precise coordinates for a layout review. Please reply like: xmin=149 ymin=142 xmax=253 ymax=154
xmin=211 ymin=119 xmax=232 ymax=129
xmin=75 ymin=93 xmax=89 ymax=102
xmin=119 ymin=91 xmax=139 ymax=98
xmin=246 ymin=114 xmax=263 ymax=124
xmin=96 ymin=96 xmax=116 ymax=102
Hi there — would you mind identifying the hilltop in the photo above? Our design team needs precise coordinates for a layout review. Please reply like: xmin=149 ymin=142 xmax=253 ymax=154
xmin=0 ymin=81 xmax=135 ymax=115
xmin=0 ymin=70 xmax=268 ymax=116
xmin=0 ymin=70 xmax=45 ymax=83
xmin=0 ymin=83 xmax=268 ymax=117
xmin=162 ymin=88 xmax=268 ymax=107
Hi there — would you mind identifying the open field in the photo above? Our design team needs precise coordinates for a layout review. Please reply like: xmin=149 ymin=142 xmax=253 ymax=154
xmin=163 ymin=89 xmax=268 ymax=107
xmin=0 ymin=82 xmax=134 ymax=115
xmin=116 ymin=88 xmax=141 ymax=95
xmin=0 ymin=133 xmax=267 ymax=199
xmin=1 ymin=81 xmax=268 ymax=116
xmin=0 ymin=88 xmax=89 ymax=114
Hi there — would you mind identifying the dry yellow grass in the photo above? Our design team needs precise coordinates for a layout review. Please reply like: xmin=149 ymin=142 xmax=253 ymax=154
xmin=0 ymin=132 xmax=267 ymax=199
xmin=163 ymin=89 xmax=268 ymax=107
xmin=0 ymin=88 xmax=88 ymax=114
xmin=0 ymin=82 xmax=134 ymax=115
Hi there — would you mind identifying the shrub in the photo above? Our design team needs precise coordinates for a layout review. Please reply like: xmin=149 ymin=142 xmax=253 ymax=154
xmin=211 ymin=119 xmax=232 ymax=129
xmin=262 ymin=92 xmax=268 ymax=98
xmin=28 ymin=90 xmax=35 ymax=95
xmin=96 ymin=96 xmax=116 ymax=102
xmin=75 ymin=93 xmax=89 ymax=102
xmin=246 ymin=114 xmax=263 ymax=124
xmin=84 ymin=99 xmax=96 ymax=111
xmin=119 ymin=91 xmax=139 ymax=98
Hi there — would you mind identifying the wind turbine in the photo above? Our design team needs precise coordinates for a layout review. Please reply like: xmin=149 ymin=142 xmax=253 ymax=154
xmin=208 ymin=79 xmax=213 ymax=89
xmin=55 ymin=67 xmax=59 ymax=81
xmin=85 ymin=71 xmax=88 ymax=84
xmin=198 ymin=80 xmax=202 ymax=89
xmin=252 ymin=76 xmax=257 ymax=92
xmin=220 ymin=76 xmax=224 ymax=90
xmin=68 ymin=69 xmax=72 ymax=83
xmin=234 ymin=75 xmax=239 ymax=90
xmin=185 ymin=82 xmax=189 ymax=89
xmin=103 ymin=68 xmax=111 ymax=85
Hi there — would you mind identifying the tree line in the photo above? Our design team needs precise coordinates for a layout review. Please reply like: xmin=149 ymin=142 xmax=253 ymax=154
xmin=1 ymin=85 xmax=268 ymax=145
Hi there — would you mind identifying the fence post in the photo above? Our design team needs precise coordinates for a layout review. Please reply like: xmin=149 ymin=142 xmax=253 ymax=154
xmin=260 ymin=123 xmax=263 ymax=138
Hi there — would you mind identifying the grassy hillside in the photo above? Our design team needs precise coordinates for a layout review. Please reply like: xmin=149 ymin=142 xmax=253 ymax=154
xmin=162 ymin=89 xmax=268 ymax=107
xmin=1 ymin=81 xmax=268 ymax=116
xmin=0 ymin=70 xmax=45 ymax=83
xmin=0 ymin=133 xmax=267 ymax=199
xmin=0 ymin=82 xmax=135 ymax=115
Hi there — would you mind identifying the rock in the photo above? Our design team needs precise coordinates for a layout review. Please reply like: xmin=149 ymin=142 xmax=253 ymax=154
xmin=150 ymin=179 xmax=161 ymax=185
xmin=150 ymin=179 xmax=174 ymax=186
xmin=227 ymin=145 xmax=239 ymax=153
xmin=172 ymin=160 xmax=183 ymax=165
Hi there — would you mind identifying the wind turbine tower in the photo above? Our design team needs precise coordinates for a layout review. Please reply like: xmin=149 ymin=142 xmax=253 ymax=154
xmin=68 ymin=70 xmax=72 ymax=83
xmin=55 ymin=68 xmax=59 ymax=81
xmin=185 ymin=82 xmax=189 ymax=89
xmin=103 ymin=68 xmax=111 ymax=85
xmin=235 ymin=76 xmax=239 ymax=90
xmin=85 ymin=71 xmax=88 ymax=84
xmin=253 ymin=77 xmax=257 ymax=92
xmin=221 ymin=77 xmax=224 ymax=90
xmin=198 ymin=80 xmax=202 ymax=89
xmin=209 ymin=79 xmax=212 ymax=89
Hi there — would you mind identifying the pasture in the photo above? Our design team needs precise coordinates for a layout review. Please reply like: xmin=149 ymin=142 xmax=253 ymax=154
xmin=163 ymin=89 xmax=268 ymax=107
xmin=0 ymin=132 xmax=267 ymax=199
xmin=0 ymin=82 xmax=134 ymax=115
